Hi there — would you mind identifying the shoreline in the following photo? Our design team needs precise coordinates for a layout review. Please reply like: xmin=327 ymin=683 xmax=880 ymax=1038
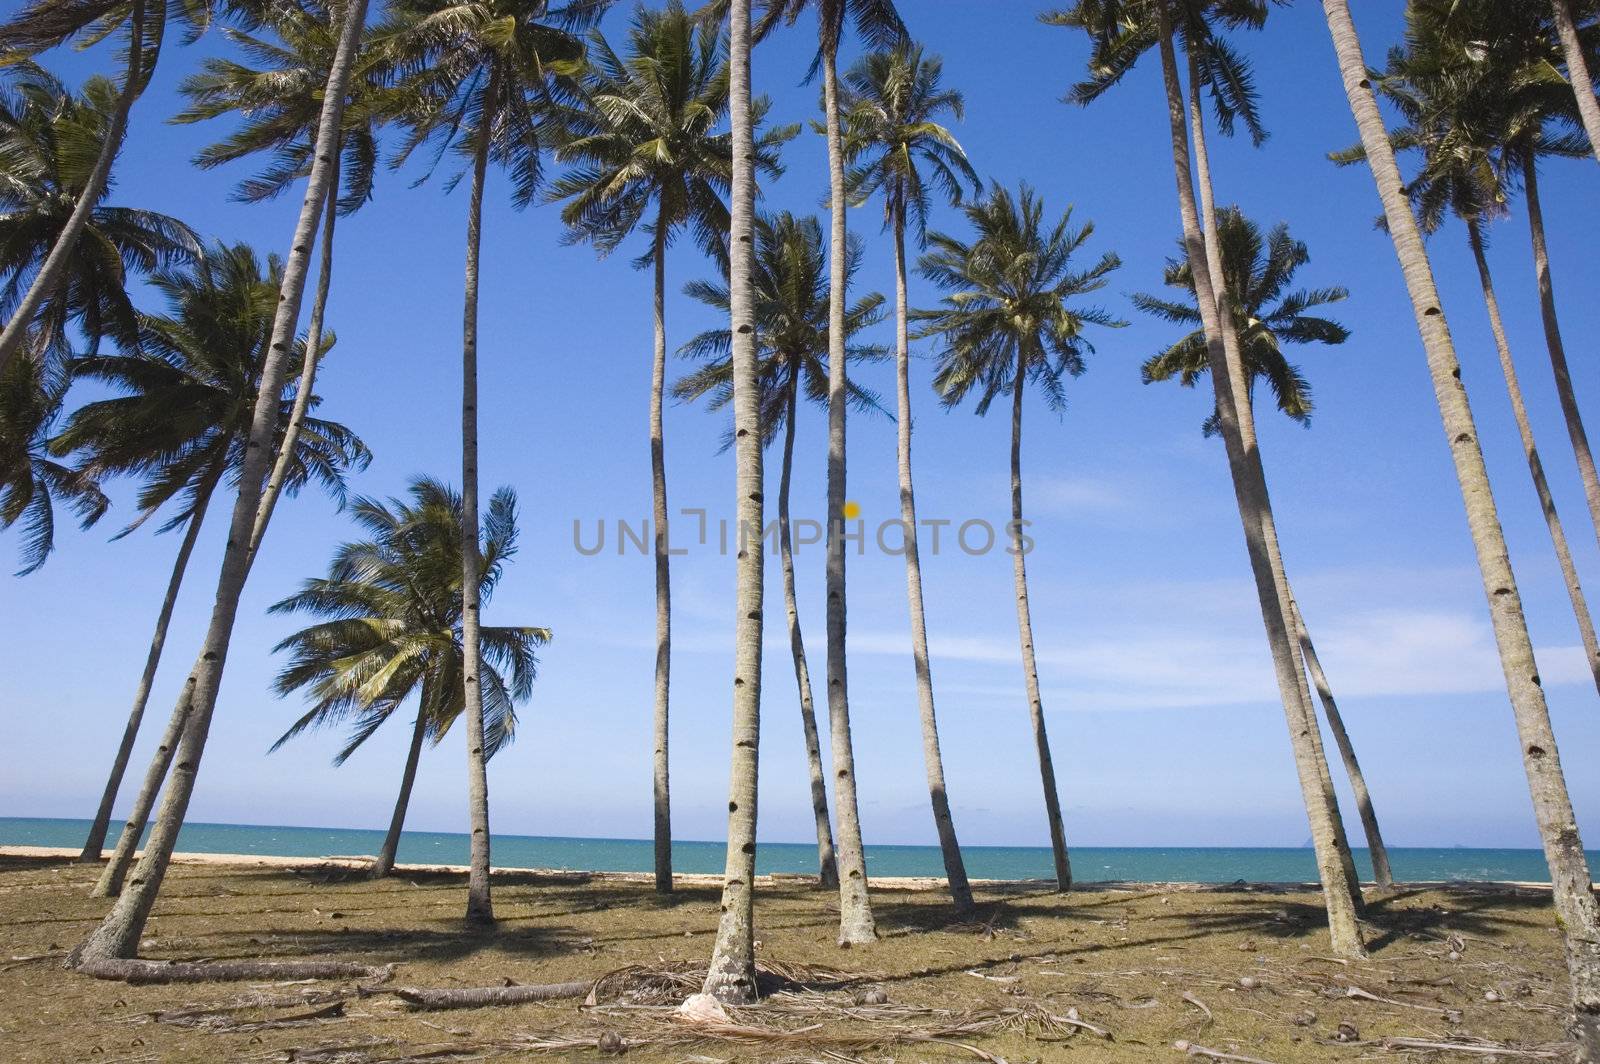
xmin=2 ymin=844 xmax=1567 ymax=893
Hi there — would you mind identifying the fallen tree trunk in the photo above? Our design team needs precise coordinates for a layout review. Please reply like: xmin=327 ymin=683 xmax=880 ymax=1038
xmin=394 ymin=980 xmax=594 ymax=1010
xmin=74 ymin=957 xmax=394 ymax=984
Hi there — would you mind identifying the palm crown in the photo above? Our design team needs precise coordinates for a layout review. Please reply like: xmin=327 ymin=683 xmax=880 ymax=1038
xmin=270 ymin=476 xmax=549 ymax=763
xmin=1134 ymin=206 xmax=1348 ymax=435
xmin=675 ymin=210 xmax=885 ymax=445
xmin=915 ymin=182 xmax=1122 ymax=415
xmin=50 ymin=242 xmax=370 ymax=533
xmin=840 ymin=42 xmax=978 ymax=241
xmin=0 ymin=65 xmax=202 ymax=366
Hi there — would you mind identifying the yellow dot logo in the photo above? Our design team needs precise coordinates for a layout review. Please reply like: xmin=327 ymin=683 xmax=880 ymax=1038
xmin=841 ymin=500 xmax=862 ymax=520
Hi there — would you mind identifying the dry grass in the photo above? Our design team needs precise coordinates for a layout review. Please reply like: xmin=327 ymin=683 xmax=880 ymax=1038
xmin=0 ymin=854 xmax=1580 ymax=1062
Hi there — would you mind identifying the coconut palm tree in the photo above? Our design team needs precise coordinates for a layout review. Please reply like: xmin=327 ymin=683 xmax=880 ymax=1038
xmin=172 ymin=0 xmax=386 ymax=568
xmin=54 ymin=242 xmax=370 ymax=881
xmin=754 ymin=0 xmax=905 ymax=947
xmin=838 ymin=41 xmax=978 ymax=916
xmin=1048 ymin=0 xmax=1368 ymax=954
xmin=0 ymin=0 xmax=240 ymax=372
xmin=546 ymin=0 xmax=791 ymax=894
xmin=71 ymin=0 xmax=370 ymax=969
xmin=0 ymin=64 xmax=203 ymax=373
xmin=271 ymin=477 xmax=547 ymax=878
xmin=675 ymin=210 xmax=886 ymax=893
xmin=913 ymin=182 xmax=1121 ymax=895
xmin=0 ymin=350 xmax=108 ymax=574
xmin=699 ymin=0 xmax=761 ymax=1005
xmin=1550 ymin=0 xmax=1600 ymax=164
xmin=1134 ymin=207 xmax=1396 ymax=891
xmin=382 ymin=0 xmax=597 ymax=927
xmin=1319 ymin=0 xmax=1600 ymax=1044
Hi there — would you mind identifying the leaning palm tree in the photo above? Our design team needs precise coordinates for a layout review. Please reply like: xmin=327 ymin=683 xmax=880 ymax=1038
xmin=0 ymin=64 xmax=203 ymax=373
xmin=71 ymin=0 xmax=370 ymax=970
xmin=54 ymin=242 xmax=370 ymax=882
xmin=1135 ymin=207 xmax=1396 ymax=891
xmin=754 ymin=0 xmax=906 ymax=947
xmin=1550 ymin=0 xmax=1600 ymax=164
xmin=271 ymin=478 xmax=547 ymax=879
xmin=1048 ymin=0 xmax=1368 ymax=955
xmin=0 ymin=350 xmax=108 ymax=574
xmin=172 ymin=0 xmax=386 ymax=567
xmin=699 ymin=0 xmax=762 ymax=1006
xmin=839 ymin=41 xmax=979 ymax=916
xmin=1320 ymin=0 xmax=1600 ymax=1047
xmin=382 ymin=0 xmax=597 ymax=927
xmin=675 ymin=210 xmax=886 ymax=893
xmin=913 ymin=182 xmax=1122 ymax=895
xmin=0 ymin=0 xmax=232 ymax=372
xmin=546 ymin=0 xmax=790 ymax=894
xmin=1335 ymin=4 xmax=1600 ymax=708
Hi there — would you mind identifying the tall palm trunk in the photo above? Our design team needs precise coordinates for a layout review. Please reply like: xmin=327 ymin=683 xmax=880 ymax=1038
xmin=78 ymin=457 xmax=225 ymax=863
xmin=1009 ymin=349 xmax=1071 ymax=892
xmin=1552 ymin=0 xmax=1600 ymax=167
xmin=92 ymin=689 xmax=191 ymax=897
xmin=249 ymin=141 xmax=343 ymax=565
xmin=894 ymin=211 xmax=973 ymax=916
xmin=701 ymin=0 xmax=763 ymax=1005
xmin=1468 ymin=218 xmax=1600 ymax=696
xmin=372 ymin=702 xmax=429 ymax=879
xmin=1156 ymin=2 xmax=1365 ymax=957
xmin=1322 ymin=0 xmax=1600 ymax=1047
xmin=650 ymin=215 xmax=674 ymax=895
xmin=820 ymin=43 xmax=876 ymax=948
xmin=778 ymin=367 xmax=840 ymax=890
xmin=1290 ymin=599 xmax=1394 ymax=890
xmin=1187 ymin=48 xmax=1366 ymax=912
xmin=70 ymin=0 xmax=370 ymax=963
xmin=1523 ymin=157 xmax=1600 ymax=552
xmin=458 ymin=75 xmax=497 ymax=929
xmin=0 ymin=2 xmax=145 ymax=373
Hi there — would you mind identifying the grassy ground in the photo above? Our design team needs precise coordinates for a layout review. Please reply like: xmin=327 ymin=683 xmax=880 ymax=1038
xmin=0 ymin=854 xmax=1580 ymax=1062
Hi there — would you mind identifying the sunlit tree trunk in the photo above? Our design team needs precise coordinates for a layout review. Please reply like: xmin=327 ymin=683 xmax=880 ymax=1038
xmin=79 ymin=457 xmax=224 ymax=863
xmin=92 ymin=692 xmax=191 ymax=898
xmin=0 ymin=1 xmax=145 ymax=373
xmin=778 ymin=367 xmax=839 ymax=890
xmin=458 ymin=74 xmax=497 ymax=929
xmin=1158 ymin=0 xmax=1365 ymax=958
xmin=1467 ymin=218 xmax=1600 ymax=696
xmin=371 ymin=702 xmax=429 ymax=879
xmin=893 ymin=210 xmax=973 ymax=915
xmin=1322 ymin=0 xmax=1600 ymax=1046
xmin=69 ymin=0 xmax=371 ymax=961
xmin=1552 ymin=0 xmax=1600 ymax=167
xmin=651 ymin=214 xmax=674 ymax=895
xmin=701 ymin=0 xmax=763 ymax=1004
xmin=820 ymin=42 xmax=876 ymax=948
xmin=1009 ymin=349 xmax=1071 ymax=893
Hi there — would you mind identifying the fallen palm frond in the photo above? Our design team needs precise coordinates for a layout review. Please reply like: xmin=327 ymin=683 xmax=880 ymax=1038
xmin=1174 ymin=1040 xmax=1283 ymax=1064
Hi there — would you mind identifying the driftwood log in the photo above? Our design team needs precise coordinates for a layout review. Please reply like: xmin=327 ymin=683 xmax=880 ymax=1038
xmin=393 ymin=980 xmax=594 ymax=1010
xmin=74 ymin=957 xmax=394 ymax=984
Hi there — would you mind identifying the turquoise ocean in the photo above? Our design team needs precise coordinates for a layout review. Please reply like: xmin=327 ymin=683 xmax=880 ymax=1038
xmin=2 ymin=817 xmax=1587 ymax=883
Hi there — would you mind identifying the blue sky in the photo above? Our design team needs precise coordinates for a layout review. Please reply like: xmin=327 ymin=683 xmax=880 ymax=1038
xmin=6 ymin=2 xmax=1600 ymax=852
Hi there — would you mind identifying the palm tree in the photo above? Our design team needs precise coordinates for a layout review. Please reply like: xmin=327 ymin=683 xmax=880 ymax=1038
xmin=1134 ymin=206 xmax=1395 ymax=891
xmin=914 ymin=182 xmax=1121 ymax=895
xmin=839 ymin=41 xmax=978 ymax=916
xmin=675 ymin=210 xmax=886 ymax=893
xmin=172 ymin=0 xmax=386 ymax=568
xmin=1048 ymin=0 xmax=1368 ymax=955
xmin=546 ymin=0 xmax=790 ymax=894
xmin=0 ymin=0 xmax=232 ymax=372
xmin=0 ymin=351 xmax=108 ymax=574
xmin=1336 ymin=5 xmax=1600 ymax=708
xmin=699 ymin=0 xmax=762 ymax=1005
xmin=71 ymin=0 xmax=370 ymax=968
xmin=755 ymin=0 xmax=906 ymax=947
xmin=271 ymin=477 xmax=547 ymax=878
xmin=1320 ymin=0 xmax=1600 ymax=1044
xmin=0 ymin=64 xmax=203 ymax=372
xmin=382 ymin=0 xmax=596 ymax=928
xmin=1550 ymin=0 xmax=1600 ymax=164
xmin=54 ymin=242 xmax=370 ymax=884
